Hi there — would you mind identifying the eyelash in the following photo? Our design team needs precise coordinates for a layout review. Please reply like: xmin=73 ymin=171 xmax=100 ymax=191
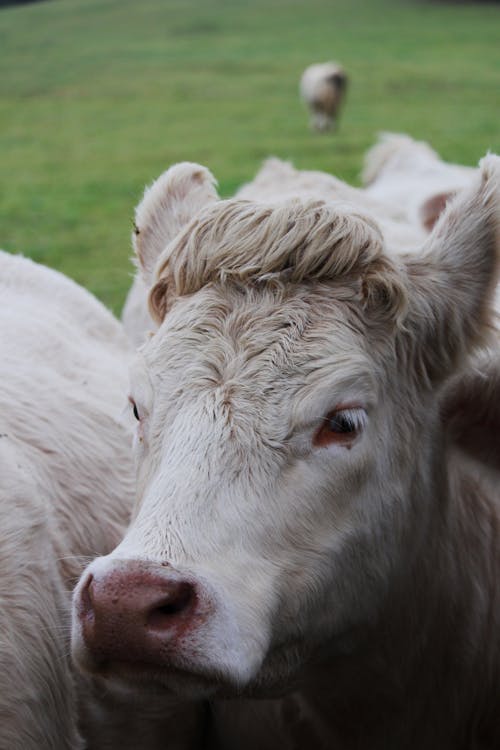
xmin=313 ymin=406 xmax=367 ymax=448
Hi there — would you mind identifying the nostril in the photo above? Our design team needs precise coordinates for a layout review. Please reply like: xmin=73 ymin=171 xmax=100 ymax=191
xmin=147 ymin=582 xmax=196 ymax=630
xmin=79 ymin=574 xmax=94 ymax=619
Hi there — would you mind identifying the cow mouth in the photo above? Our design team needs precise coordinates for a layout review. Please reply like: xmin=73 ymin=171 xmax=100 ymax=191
xmin=87 ymin=656 xmax=241 ymax=699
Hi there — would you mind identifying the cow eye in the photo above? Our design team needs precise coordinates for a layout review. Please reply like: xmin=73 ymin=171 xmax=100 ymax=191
xmin=313 ymin=407 xmax=366 ymax=448
xmin=129 ymin=397 xmax=140 ymax=421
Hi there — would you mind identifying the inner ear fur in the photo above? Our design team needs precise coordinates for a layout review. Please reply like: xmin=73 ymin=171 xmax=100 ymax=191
xmin=419 ymin=190 xmax=456 ymax=232
xmin=402 ymin=154 xmax=500 ymax=386
xmin=148 ymin=277 xmax=171 ymax=326
xmin=133 ymin=162 xmax=219 ymax=286
xmin=440 ymin=350 xmax=500 ymax=472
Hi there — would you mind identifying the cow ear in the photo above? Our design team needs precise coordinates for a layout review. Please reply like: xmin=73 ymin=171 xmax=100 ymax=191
xmin=440 ymin=350 xmax=500 ymax=472
xmin=402 ymin=154 xmax=500 ymax=385
xmin=418 ymin=190 xmax=456 ymax=232
xmin=133 ymin=162 xmax=219 ymax=286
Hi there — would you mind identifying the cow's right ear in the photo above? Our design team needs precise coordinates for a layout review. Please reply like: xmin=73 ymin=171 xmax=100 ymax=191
xmin=133 ymin=162 xmax=219 ymax=286
xmin=401 ymin=154 xmax=500 ymax=386
xmin=440 ymin=350 xmax=500 ymax=472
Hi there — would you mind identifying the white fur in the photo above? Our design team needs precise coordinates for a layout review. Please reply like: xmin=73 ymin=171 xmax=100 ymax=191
xmin=122 ymin=271 xmax=156 ymax=347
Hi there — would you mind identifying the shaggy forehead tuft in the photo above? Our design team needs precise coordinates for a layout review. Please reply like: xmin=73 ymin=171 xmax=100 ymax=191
xmin=148 ymin=198 xmax=409 ymax=330
xmin=155 ymin=198 xmax=390 ymax=283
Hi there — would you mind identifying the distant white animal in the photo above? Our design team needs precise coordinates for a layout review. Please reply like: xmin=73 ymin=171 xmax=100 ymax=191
xmin=73 ymin=156 xmax=500 ymax=749
xmin=300 ymin=62 xmax=347 ymax=132
xmin=362 ymin=132 xmax=477 ymax=230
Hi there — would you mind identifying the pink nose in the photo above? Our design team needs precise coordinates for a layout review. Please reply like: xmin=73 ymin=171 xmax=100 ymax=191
xmin=76 ymin=559 xmax=201 ymax=670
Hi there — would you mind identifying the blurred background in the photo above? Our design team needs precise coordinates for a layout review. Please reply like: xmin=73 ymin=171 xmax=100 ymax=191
xmin=1 ymin=0 xmax=499 ymax=313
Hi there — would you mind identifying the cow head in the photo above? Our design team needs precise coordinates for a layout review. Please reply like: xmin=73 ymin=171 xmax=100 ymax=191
xmin=72 ymin=157 xmax=500 ymax=699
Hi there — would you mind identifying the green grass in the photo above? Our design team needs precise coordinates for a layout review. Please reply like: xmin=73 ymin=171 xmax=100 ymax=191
xmin=1 ymin=0 xmax=499 ymax=312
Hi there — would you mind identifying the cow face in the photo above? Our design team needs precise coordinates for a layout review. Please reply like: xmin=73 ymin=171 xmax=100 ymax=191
xmin=72 ymin=157 xmax=499 ymax=699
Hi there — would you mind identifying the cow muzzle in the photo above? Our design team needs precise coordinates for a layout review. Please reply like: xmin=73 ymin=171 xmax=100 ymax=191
xmin=72 ymin=558 xmax=212 ymax=684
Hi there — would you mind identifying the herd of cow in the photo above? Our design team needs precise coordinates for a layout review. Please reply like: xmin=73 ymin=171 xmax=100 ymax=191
xmin=1 ymin=132 xmax=499 ymax=749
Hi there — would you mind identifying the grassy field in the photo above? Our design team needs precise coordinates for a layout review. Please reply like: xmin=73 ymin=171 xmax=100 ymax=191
xmin=1 ymin=0 xmax=499 ymax=313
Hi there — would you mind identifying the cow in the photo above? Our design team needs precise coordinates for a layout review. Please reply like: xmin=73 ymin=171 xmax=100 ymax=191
xmin=300 ymin=62 xmax=348 ymax=132
xmin=362 ymin=132 xmax=477 ymax=231
xmin=73 ymin=156 xmax=500 ymax=749
xmin=0 ymin=251 xmax=203 ymax=749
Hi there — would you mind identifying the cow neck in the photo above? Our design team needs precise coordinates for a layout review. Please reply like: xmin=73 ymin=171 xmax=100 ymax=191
xmin=293 ymin=450 xmax=500 ymax=748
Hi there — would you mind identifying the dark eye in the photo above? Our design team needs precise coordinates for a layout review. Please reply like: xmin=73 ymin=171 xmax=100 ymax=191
xmin=327 ymin=412 xmax=357 ymax=433
xmin=313 ymin=407 xmax=366 ymax=448
xmin=129 ymin=398 xmax=140 ymax=421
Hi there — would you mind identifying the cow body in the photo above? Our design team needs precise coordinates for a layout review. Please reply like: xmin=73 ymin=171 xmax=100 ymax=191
xmin=362 ymin=132 xmax=477 ymax=230
xmin=0 ymin=250 xmax=136 ymax=748
xmin=236 ymin=156 xmax=427 ymax=249
xmin=0 ymin=252 xmax=206 ymax=749
xmin=73 ymin=158 xmax=500 ymax=748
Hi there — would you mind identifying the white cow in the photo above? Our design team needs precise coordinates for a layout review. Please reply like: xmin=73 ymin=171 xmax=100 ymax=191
xmin=300 ymin=62 xmax=348 ymax=132
xmin=0 ymin=252 xmax=203 ymax=749
xmin=236 ymin=156 xmax=426 ymax=249
xmin=362 ymin=132 xmax=477 ymax=230
xmin=74 ymin=157 xmax=500 ymax=748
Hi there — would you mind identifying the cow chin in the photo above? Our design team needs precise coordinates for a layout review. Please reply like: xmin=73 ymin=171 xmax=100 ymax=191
xmin=71 ymin=624 xmax=242 ymax=699
xmin=72 ymin=601 xmax=306 ymax=701
xmin=73 ymin=642 xmax=305 ymax=702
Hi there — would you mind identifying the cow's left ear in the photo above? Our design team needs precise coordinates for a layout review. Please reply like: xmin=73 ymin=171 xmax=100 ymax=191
xmin=133 ymin=162 xmax=219 ymax=286
xmin=402 ymin=154 xmax=500 ymax=385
